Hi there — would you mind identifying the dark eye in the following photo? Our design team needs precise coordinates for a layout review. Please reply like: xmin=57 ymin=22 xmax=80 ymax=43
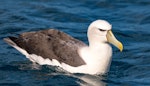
xmin=99 ymin=28 xmax=106 ymax=32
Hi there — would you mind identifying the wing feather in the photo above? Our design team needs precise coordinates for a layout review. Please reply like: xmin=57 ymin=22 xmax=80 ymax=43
xmin=5 ymin=29 xmax=87 ymax=67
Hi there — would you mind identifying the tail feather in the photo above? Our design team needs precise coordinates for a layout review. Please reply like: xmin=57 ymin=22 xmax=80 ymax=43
xmin=4 ymin=37 xmax=29 ymax=58
xmin=3 ymin=37 xmax=18 ymax=46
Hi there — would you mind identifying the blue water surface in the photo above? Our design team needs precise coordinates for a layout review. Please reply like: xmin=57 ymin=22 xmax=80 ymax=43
xmin=0 ymin=0 xmax=150 ymax=86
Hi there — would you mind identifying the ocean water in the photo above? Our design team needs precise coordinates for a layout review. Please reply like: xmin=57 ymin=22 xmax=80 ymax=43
xmin=0 ymin=0 xmax=150 ymax=86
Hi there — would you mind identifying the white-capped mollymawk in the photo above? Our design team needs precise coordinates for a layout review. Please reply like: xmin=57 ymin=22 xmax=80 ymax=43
xmin=4 ymin=20 xmax=123 ymax=75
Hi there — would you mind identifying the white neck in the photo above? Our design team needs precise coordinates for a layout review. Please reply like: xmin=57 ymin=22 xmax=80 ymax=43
xmin=78 ymin=30 xmax=113 ymax=74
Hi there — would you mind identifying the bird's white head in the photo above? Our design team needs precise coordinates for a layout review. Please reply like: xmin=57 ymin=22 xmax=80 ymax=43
xmin=87 ymin=19 xmax=123 ymax=51
xmin=88 ymin=20 xmax=112 ymax=37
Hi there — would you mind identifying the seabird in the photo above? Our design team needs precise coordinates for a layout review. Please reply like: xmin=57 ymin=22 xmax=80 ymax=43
xmin=4 ymin=20 xmax=123 ymax=75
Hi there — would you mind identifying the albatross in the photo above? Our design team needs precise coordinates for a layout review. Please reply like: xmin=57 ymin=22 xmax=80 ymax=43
xmin=4 ymin=20 xmax=123 ymax=75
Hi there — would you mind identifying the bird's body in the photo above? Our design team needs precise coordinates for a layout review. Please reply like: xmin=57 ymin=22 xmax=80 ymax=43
xmin=4 ymin=20 xmax=123 ymax=75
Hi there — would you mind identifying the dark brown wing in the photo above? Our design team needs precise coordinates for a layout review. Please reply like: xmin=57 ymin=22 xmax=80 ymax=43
xmin=4 ymin=29 xmax=87 ymax=67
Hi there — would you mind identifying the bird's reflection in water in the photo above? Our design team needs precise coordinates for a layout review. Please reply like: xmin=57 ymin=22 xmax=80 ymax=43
xmin=74 ymin=73 xmax=106 ymax=86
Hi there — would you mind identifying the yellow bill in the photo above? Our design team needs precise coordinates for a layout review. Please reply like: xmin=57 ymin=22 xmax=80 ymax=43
xmin=106 ymin=30 xmax=123 ymax=52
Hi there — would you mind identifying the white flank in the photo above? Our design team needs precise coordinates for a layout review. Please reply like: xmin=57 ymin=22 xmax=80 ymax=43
xmin=12 ymin=44 xmax=112 ymax=74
